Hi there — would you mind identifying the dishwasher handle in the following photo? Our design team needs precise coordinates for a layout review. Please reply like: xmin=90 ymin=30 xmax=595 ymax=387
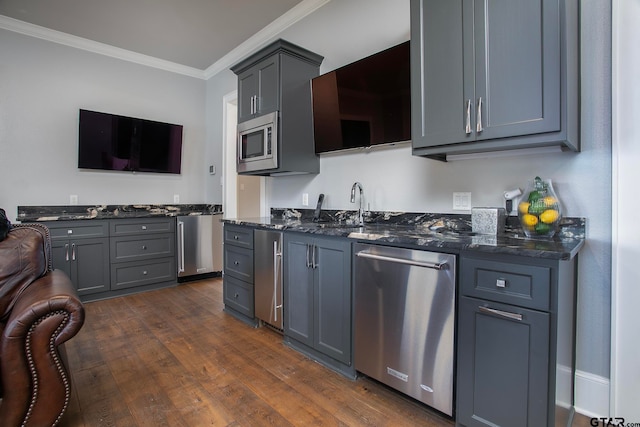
xmin=356 ymin=250 xmax=448 ymax=270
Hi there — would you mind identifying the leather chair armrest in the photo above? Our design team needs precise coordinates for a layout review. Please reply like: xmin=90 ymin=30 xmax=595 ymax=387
xmin=0 ymin=269 xmax=85 ymax=427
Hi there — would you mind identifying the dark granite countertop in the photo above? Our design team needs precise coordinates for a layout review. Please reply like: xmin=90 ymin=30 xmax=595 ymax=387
xmin=17 ymin=204 xmax=223 ymax=222
xmin=224 ymin=208 xmax=585 ymax=260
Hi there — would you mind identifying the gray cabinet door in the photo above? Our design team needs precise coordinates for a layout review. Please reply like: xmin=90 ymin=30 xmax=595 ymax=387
xmin=313 ymin=237 xmax=352 ymax=365
xmin=474 ymin=0 xmax=560 ymax=141
xmin=456 ymin=296 xmax=549 ymax=427
xmin=51 ymin=237 xmax=110 ymax=296
xmin=411 ymin=0 xmax=471 ymax=148
xmin=283 ymin=233 xmax=314 ymax=347
xmin=237 ymin=55 xmax=280 ymax=123
xmin=412 ymin=0 xmax=563 ymax=149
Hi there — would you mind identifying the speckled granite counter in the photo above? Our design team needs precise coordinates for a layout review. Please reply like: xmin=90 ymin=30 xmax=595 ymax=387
xmin=224 ymin=208 xmax=585 ymax=260
xmin=17 ymin=204 xmax=223 ymax=222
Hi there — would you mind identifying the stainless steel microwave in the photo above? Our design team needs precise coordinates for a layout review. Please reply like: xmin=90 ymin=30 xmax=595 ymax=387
xmin=237 ymin=111 xmax=278 ymax=173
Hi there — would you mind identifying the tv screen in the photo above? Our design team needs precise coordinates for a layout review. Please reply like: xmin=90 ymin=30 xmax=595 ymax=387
xmin=312 ymin=41 xmax=411 ymax=153
xmin=78 ymin=109 xmax=183 ymax=174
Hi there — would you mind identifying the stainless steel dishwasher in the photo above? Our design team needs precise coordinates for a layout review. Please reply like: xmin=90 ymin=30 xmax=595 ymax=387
xmin=354 ymin=243 xmax=456 ymax=416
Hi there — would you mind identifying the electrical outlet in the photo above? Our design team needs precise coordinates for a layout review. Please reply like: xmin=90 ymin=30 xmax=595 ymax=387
xmin=453 ymin=192 xmax=471 ymax=210
xmin=302 ymin=193 xmax=309 ymax=206
xmin=173 ymin=194 xmax=180 ymax=203
xmin=69 ymin=195 xmax=78 ymax=205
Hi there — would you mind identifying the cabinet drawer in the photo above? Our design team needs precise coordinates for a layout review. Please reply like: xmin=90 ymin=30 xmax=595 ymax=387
xmin=47 ymin=220 xmax=109 ymax=240
xmin=110 ymin=234 xmax=175 ymax=263
xmin=110 ymin=257 xmax=176 ymax=290
xmin=224 ymin=245 xmax=253 ymax=282
xmin=110 ymin=218 xmax=175 ymax=236
xmin=461 ymin=255 xmax=551 ymax=311
xmin=223 ymin=275 xmax=254 ymax=318
xmin=224 ymin=225 xmax=253 ymax=249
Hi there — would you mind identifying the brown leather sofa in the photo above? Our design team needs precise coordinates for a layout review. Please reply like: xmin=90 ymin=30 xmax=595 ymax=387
xmin=0 ymin=223 xmax=85 ymax=426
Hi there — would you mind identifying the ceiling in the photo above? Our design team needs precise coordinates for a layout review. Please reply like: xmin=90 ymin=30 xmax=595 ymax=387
xmin=0 ymin=0 xmax=326 ymax=76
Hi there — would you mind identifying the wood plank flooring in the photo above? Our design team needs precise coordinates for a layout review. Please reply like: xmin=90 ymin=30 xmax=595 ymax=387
xmin=60 ymin=278 xmax=594 ymax=427
xmin=60 ymin=278 xmax=453 ymax=426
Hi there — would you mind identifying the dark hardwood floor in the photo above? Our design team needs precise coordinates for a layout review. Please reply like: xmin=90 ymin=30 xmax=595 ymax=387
xmin=61 ymin=277 xmax=593 ymax=426
xmin=61 ymin=278 xmax=453 ymax=426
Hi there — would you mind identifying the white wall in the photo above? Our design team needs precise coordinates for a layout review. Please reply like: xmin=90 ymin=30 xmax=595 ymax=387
xmin=0 ymin=28 xmax=207 ymax=218
xmin=611 ymin=0 xmax=640 ymax=419
xmin=205 ymin=0 xmax=612 ymax=415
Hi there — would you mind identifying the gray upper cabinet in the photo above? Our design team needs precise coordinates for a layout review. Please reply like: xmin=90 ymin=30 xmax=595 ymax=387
xmin=236 ymin=55 xmax=279 ymax=123
xmin=231 ymin=39 xmax=324 ymax=175
xmin=410 ymin=0 xmax=579 ymax=160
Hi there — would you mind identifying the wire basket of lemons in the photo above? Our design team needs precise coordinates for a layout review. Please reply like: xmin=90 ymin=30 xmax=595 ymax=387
xmin=518 ymin=176 xmax=562 ymax=238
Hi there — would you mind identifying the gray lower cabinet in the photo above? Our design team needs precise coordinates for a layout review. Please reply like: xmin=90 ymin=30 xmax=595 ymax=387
xmin=48 ymin=220 xmax=110 ymax=297
xmin=222 ymin=224 xmax=257 ymax=325
xmin=410 ymin=0 xmax=579 ymax=159
xmin=456 ymin=251 xmax=577 ymax=427
xmin=47 ymin=218 xmax=178 ymax=302
xmin=283 ymin=232 xmax=353 ymax=375
xmin=109 ymin=218 xmax=176 ymax=292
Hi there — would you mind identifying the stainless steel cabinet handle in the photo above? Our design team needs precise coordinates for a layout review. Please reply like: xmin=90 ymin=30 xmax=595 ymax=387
xmin=177 ymin=221 xmax=185 ymax=273
xmin=273 ymin=240 xmax=282 ymax=321
xmin=479 ymin=306 xmax=523 ymax=321
xmin=71 ymin=243 xmax=76 ymax=261
xmin=306 ymin=244 xmax=312 ymax=268
xmin=65 ymin=243 xmax=69 ymax=261
xmin=356 ymin=251 xmax=447 ymax=270
xmin=465 ymin=99 xmax=472 ymax=134
xmin=312 ymin=245 xmax=318 ymax=269
xmin=476 ymin=97 xmax=483 ymax=132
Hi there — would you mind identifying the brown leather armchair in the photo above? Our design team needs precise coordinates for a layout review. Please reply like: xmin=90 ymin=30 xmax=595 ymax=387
xmin=0 ymin=224 xmax=85 ymax=426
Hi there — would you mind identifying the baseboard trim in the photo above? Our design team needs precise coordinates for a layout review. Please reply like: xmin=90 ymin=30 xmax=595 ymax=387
xmin=574 ymin=370 xmax=610 ymax=418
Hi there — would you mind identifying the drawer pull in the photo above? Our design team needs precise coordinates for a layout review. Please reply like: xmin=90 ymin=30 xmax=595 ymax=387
xmin=141 ymin=245 xmax=147 ymax=250
xmin=142 ymin=270 xmax=148 ymax=275
xmin=234 ymin=261 xmax=239 ymax=265
xmin=496 ymin=278 xmax=507 ymax=288
xmin=479 ymin=306 xmax=523 ymax=321
xmin=67 ymin=229 xmax=73 ymax=234
xmin=234 ymin=235 xmax=239 ymax=240
xmin=142 ymin=225 xmax=147 ymax=230
xmin=234 ymin=293 xmax=239 ymax=299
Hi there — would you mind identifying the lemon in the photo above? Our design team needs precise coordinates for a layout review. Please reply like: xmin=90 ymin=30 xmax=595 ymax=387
xmin=540 ymin=209 xmax=559 ymax=224
xmin=518 ymin=201 xmax=530 ymax=214
xmin=522 ymin=214 xmax=538 ymax=227
xmin=543 ymin=196 xmax=558 ymax=207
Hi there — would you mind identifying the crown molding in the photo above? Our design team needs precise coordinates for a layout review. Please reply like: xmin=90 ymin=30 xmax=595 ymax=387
xmin=203 ymin=0 xmax=331 ymax=79
xmin=1 ymin=0 xmax=330 ymax=81
xmin=0 ymin=14 xmax=207 ymax=79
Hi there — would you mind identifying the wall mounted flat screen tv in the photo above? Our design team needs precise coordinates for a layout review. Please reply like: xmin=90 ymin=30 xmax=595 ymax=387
xmin=312 ymin=41 xmax=411 ymax=154
xmin=78 ymin=109 xmax=183 ymax=174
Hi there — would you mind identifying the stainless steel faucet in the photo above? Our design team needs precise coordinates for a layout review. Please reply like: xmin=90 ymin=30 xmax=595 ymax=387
xmin=350 ymin=182 xmax=364 ymax=226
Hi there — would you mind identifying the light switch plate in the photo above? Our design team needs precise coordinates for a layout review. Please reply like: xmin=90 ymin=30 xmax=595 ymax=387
xmin=453 ymin=192 xmax=471 ymax=210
